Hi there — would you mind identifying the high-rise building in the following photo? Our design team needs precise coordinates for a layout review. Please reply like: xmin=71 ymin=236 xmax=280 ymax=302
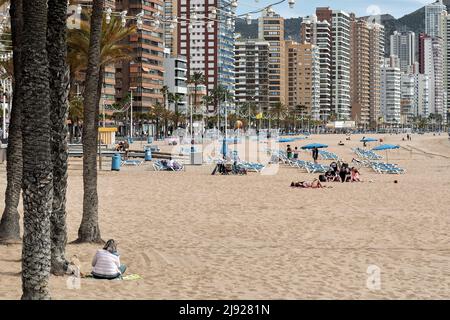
xmin=234 ymin=39 xmax=270 ymax=113
xmin=163 ymin=49 xmax=188 ymax=113
xmin=414 ymin=73 xmax=431 ymax=117
xmin=401 ymin=74 xmax=415 ymax=124
xmin=443 ymin=14 xmax=450 ymax=121
xmin=300 ymin=15 xmax=332 ymax=120
xmin=381 ymin=57 xmax=402 ymax=124
xmin=163 ymin=0 xmax=178 ymax=55
xmin=350 ymin=17 xmax=370 ymax=127
xmin=177 ymin=0 xmax=235 ymax=112
xmin=425 ymin=0 xmax=447 ymax=38
xmin=316 ymin=7 xmax=352 ymax=120
xmin=368 ymin=22 xmax=385 ymax=128
xmin=390 ymin=31 xmax=416 ymax=73
xmin=285 ymin=41 xmax=320 ymax=119
xmin=115 ymin=0 xmax=165 ymax=113
xmin=420 ymin=34 xmax=446 ymax=122
xmin=258 ymin=10 xmax=286 ymax=108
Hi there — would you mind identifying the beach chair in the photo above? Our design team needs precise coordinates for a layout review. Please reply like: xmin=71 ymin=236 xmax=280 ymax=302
xmin=153 ymin=159 xmax=184 ymax=171
xmin=121 ymin=159 xmax=144 ymax=166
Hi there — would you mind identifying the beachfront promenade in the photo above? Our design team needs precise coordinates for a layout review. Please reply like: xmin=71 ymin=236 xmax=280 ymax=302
xmin=0 ymin=133 xmax=449 ymax=299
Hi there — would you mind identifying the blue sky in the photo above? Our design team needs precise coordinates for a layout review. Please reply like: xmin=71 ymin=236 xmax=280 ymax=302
xmin=237 ymin=0 xmax=433 ymax=19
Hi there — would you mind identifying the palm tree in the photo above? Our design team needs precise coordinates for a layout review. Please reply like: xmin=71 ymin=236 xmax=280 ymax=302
xmin=161 ymin=86 xmax=169 ymax=137
xmin=46 ymin=0 xmax=70 ymax=274
xmin=0 ymin=0 xmax=22 ymax=244
xmin=269 ymin=102 xmax=288 ymax=131
xmin=202 ymin=94 xmax=214 ymax=129
xmin=68 ymin=96 xmax=83 ymax=143
xmin=168 ymin=92 xmax=184 ymax=130
xmin=21 ymin=0 xmax=53 ymax=299
xmin=187 ymin=72 xmax=205 ymax=109
xmin=210 ymin=85 xmax=232 ymax=131
xmin=150 ymin=102 xmax=167 ymax=139
xmin=67 ymin=14 xmax=135 ymax=106
xmin=76 ymin=0 xmax=104 ymax=244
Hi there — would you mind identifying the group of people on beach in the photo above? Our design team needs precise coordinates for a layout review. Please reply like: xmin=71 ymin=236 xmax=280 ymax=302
xmin=286 ymin=145 xmax=319 ymax=163
xmin=290 ymin=161 xmax=362 ymax=189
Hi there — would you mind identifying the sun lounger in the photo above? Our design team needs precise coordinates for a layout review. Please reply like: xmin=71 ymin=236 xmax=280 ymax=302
xmin=121 ymin=159 xmax=144 ymax=166
xmin=153 ymin=159 xmax=184 ymax=171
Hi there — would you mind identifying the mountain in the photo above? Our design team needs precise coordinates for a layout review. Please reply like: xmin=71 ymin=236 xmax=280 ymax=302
xmin=235 ymin=5 xmax=431 ymax=56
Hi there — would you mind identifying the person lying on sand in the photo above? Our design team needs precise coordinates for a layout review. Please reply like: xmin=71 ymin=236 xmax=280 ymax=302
xmin=91 ymin=239 xmax=127 ymax=280
xmin=290 ymin=179 xmax=332 ymax=189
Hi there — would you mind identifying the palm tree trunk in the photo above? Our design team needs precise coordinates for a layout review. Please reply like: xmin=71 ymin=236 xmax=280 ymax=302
xmin=21 ymin=0 xmax=53 ymax=300
xmin=76 ymin=0 xmax=104 ymax=244
xmin=0 ymin=0 xmax=23 ymax=244
xmin=47 ymin=0 xmax=69 ymax=274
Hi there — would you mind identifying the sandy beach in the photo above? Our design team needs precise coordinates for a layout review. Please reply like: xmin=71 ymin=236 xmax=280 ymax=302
xmin=0 ymin=133 xmax=449 ymax=299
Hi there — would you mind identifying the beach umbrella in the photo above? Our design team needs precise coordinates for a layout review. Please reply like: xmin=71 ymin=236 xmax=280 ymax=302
xmin=278 ymin=138 xmax=295 ymax=143
xmin=372 ymin=144 xmax=400 ymax=151
xmin=372 ymin=144 xmax=400 ymax=163
xmin=301 ymin=143 xmax=328 ymax=149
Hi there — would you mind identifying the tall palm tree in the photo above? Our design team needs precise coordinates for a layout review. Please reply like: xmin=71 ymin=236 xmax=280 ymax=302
xmin=150 ymin=102 xmax=167 ymax=139
xmin=76 ymin=0 xmax=104 ymax=244
xmin=269 ymin=102 xmax=288 ymax=130
xmin=169 ymin=92 xmax=184 ymax=129
xmin=0 ymin=0 xmax=22 ymax=244
xmin=161 ymin=85 xmax=169 ymax=137
xmin=47 ymin=0 xmax=70 ymax=275
xmin=21 ymin=0 xmax=53 ymax=300
xmin=187 ymin=71 xmax=205 ymax=111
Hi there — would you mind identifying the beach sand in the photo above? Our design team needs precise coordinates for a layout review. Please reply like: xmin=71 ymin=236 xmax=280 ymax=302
xmin=0 ymin=133 xmax=449 ymax=299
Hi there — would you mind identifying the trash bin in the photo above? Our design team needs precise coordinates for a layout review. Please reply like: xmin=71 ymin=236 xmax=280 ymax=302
xmin=145 ymin=149 xmax=152 ymax=161
xmin=147 ymin=136 xmax=153 ymax=144
xmin=111 ymin=153 xmax=121 ymax=171
xmin=128 ymin=137 xmax=134 ymax=144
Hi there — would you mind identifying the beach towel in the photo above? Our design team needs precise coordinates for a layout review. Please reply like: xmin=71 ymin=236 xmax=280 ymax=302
xmin=82 ymin=273 xmax=142 ymax=281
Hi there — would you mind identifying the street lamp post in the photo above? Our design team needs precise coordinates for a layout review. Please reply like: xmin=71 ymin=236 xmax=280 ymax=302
xmin=129 ymin=87 xmax=136 ymax=139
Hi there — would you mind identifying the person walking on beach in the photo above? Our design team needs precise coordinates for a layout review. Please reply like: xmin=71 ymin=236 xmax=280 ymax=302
xmin=293 ymin=147 xmax=299 ymax=159
xmin=91 ymin=239 xmax=127 ymax=280
xmin=287 ymin=145 xmax=293 ymax=159
xmin=312 ymin=147 xmax=319 ymax=163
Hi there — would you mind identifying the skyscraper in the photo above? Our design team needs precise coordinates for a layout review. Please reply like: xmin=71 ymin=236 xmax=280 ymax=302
xmin=425 ymin=0 xmax=447 ymax=38
xmin=350 ymin=17 xmax=370 ymax=127
xmin=316 ymin=7 xmax=351 ymax=120
xmin=115 ymin=0 xmax=165 ymax=113
xmin=177 ymin=0 xmax=235 ymax=111
xmin=285 ymin=41 xmax=320 ymax=119
xmin=258 ymin=10 xmax=286 ymax=108
xmin=390 ymin=31 xmax=416 ymax=74
xmin=368 ymin=22 xmax=385 ymax=128
xmin=300 ymin=15 xmax=332 ymax=120
xmin=381 ymin=57 xmax=402 ymax=124
xmin=234 ymin=39 xmax=270 ymax=113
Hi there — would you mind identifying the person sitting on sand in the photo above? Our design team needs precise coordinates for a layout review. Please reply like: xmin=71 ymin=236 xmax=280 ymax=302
xmin=350 ymin=167 xmax=361 ymax=182
xmin=91 ymin=239 xmax=126 ymax=280
xmin=338 ymin=141 xmax=344 ymax=146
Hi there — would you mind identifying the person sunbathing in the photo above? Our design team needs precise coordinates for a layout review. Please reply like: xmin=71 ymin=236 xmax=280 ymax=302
xmin=91 ymin=239 xmax=126 ymax=280
xmin=290 ymin=179 xmax=326 ymax=188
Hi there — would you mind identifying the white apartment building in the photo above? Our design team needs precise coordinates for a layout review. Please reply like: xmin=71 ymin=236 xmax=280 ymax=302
xmin=300 ymin=15 xmax=332 ymax=120
xmin=390 ymin=31 xmax=416 ymax=73
xmin=234 ymin=39 xmax=270 ymax=112
xmin=381 ymin=57 xmax=402 ymax=124
xmin=422 ymin=36 xmax=447 ymax=122
xmin=401 ymin=74 xmax=415 ymax=124
xmin=163 ymin=50 xmax=188 ymax=113
xmin=425 ymin=0 xmax=447 ymax=38
xmin=331 ymin=10 xmax=352 ymax=120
